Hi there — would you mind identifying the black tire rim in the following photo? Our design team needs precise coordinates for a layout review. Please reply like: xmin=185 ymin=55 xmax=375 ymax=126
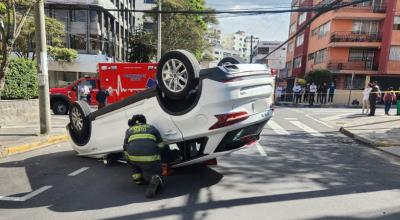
xmin=56 ymin=104 xmax=67 ymax=114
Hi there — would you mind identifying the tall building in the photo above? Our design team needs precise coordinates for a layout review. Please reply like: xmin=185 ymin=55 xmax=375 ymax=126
xmin=285 ymin=0 xmax=313 ymax=90
xmin=253 ymin=41 xmax=287 ymax=72
xmin=44 ymin=0 xmax=155 ymax=88
xmin=222 ymin=31 xmax=259 ymax=62
xmin=285 ymin=0 xmax=400 ymax=99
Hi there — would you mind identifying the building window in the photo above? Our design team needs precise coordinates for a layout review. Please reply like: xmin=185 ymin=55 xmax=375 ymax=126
xmin=288 ymin=42 xmax=294 ymax=53
xmin=352 ymin=20 xmax=379 ymax=34
xmin=293 ymin=56 xmax=302 ymax=69
xmin=312 ymin=21 xmax=331 ymax=38
xmin=289 ymin=23 xmax=296 ymax=34
xmin=315 ymin=48 xmax=327 ymax=64
xmin=71 ymin=10 xmax=88 ymax=22
xmin=394 ymin=16 xmax=400 ymax=30
xmin=389 ymin=46 xmax=400 ymax=61
xmin=308 ymin=52 xmax=315 ymax=61
xmin=298 ymin=12 xmax=307 ymax=25
xmin=345 ymin=76 xmax=365 ymax=90
xmin=143 ymin=22 xmax=153 ymax=32
xmin=349 ymin=49 xmax=376 ymax=61
xmin=296 ymin=33 xmax=304 ymax=47
xmin=70 ymin=34 xmax=87 ymax=51
xmin=144 ymin=0 xmax=155 ymax=3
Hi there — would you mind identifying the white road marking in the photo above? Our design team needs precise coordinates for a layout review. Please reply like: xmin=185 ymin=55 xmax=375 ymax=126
xmin=267 ymin=120 xmax=290 ymax=135
xmin=321 ymin=114 xmax=351 ymax=121
xmin=68 ymin=167 xmax=89 ymax=177
xmin=0 ymin=185 xmax=53 ymax=202
xmin=284 ymin=118 xmax=298 ymax=120
xmin=256 ymin=143 xmax=267 ymax=157
xmin=289 ymin=120 xmax=325 ymax=137
xmin=305 ymin=114 xmax=335 ymax=129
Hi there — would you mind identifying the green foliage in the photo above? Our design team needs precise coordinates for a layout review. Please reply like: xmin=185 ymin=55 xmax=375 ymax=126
xmin=128 ymin=27 xmax=156 ymax=62
xmin=149 ymin=0 xmax=217 ymax=60
xmin=15 ymin=16 xmax=74 ymax=61
xmin=0 ymin=2 xmax=6 ymax=15
xmin=1 ymin=58 xmax=38 ymax=99
xmin=305 ymin=69 xmax=335 ymax=85
xmin=297 ymin=78 xmax=307 ymax=86
xmin=48 ymin=46 xmax=78 ymax=62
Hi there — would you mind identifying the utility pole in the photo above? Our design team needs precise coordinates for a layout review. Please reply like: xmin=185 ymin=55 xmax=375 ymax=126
xmin=347 ymin=72 xmax=355 ymax=106
xmin=250 ymin=35 xmax=253 ymax=63
xmin=34 ymin=0 xmax=51 ymax=134
xmin=157 ymin=0 xmax=162 ymax=61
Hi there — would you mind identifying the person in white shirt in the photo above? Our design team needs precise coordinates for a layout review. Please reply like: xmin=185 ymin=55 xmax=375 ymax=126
xmin=309 ymin=82 xmax=317 ymax=106
xmin=292 ymin=83 xmax=302 ymax=104
xmin=276 ymin=86 xmax=283 ymax=102
xmin=362 ymin=84 xmax=372 ymax=114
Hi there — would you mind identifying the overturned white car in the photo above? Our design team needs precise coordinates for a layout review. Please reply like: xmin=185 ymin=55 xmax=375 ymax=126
xmin=67 ymin=50 xmax=274 ymax=168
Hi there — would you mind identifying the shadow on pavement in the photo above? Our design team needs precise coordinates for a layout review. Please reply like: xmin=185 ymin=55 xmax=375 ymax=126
xmin=1 ymin=130 xmax=400 ymax=219
xmin=0 ymin=150 xmax=223 ymax=212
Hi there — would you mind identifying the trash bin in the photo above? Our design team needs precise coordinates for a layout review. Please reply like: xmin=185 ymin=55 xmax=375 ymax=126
xmin=397 ymin=101 xmax=400 ymax=116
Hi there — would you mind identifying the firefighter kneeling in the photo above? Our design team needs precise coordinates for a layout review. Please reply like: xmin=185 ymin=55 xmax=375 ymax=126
xmin=123 ymin=114 xmax=164 ymax=198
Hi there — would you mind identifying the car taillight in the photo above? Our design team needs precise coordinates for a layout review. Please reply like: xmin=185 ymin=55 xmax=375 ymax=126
xmin=209 ymin=111 xmax=249 ymax=130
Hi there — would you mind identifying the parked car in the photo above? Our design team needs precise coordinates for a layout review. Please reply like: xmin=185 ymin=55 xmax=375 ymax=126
xmin=67 ymin=50 xmax=275 ymax=168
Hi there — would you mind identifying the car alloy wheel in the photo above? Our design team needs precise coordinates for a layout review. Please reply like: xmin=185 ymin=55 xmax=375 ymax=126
xmin=71 ymin=106 xmax=83 ymax=131
xmin=162 ymin=59 xmax=188 ymax=93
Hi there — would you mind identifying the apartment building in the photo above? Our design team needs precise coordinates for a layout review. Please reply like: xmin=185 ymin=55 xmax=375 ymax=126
xmin=44 ymin=0 xmax=155 ymax=88
xmin=222 ymin=31 xmax=260 ymax=62
xmin=253 ymin=41 xmax=287 ymax=72
xmin=285 ymin=0 xmax=400 ymax=102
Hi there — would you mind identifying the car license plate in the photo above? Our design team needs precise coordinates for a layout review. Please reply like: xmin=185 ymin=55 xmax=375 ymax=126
xmin=253 ymin=100 xmax=268 ymax=113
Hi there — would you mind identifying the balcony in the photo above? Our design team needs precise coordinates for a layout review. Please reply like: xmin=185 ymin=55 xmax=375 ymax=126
xmin=331 ymin=32 xmax=382 ymax=43
xmin=328 ymin=61 xmax=379 ymax=72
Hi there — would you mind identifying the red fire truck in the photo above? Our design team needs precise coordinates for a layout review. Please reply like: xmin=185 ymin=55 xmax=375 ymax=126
xmin=49 ymin=63 xmax=157 ymax=115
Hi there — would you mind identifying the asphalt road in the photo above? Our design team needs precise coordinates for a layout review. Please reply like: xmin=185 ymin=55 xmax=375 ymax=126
xmin=1 ymin=107 xmax=400 ymax=220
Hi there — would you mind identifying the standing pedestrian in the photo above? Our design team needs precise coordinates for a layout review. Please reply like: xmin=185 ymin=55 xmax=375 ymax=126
xmin=309 ymin=82 xmax=317 ymax=106
xmin=368 ymin=83 xmax=380 ymax=116
xmin=292 ymin=83 xmax=302 ymax=104
xmin=362 ymin=85 xmax=371 ymax=114
xmin=303 ymin=83 xmax=310 ymax=102
xmin=328 ymin=82 xmax=336 ymax=103
xmin=316 ymin=85 xmax=322 ymax=104
xmin=320 ymin=82 xmax=328 ymax=104
xmin=96 ymin=87 xmax=110 ymax=109
xmin=383 ymin=87 xmax=396 ymax=115
xmin=276 ymin=85 xmax=283 ymax=103
xmin=281 ymin=87 xmax=286 ymax=101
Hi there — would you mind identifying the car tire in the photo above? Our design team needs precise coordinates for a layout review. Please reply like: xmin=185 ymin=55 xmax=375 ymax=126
xmin=69 ymin=101 xmax=91 ymax=138
xmin=217 ymin=56 xmax=245 ymax=66
xmin=157 ymin=50 xmax=200 ymax=100
xmin=53 ymin=101 xmax=69 ymax=115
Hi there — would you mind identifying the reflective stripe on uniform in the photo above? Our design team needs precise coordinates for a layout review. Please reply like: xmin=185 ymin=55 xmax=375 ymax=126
xmin=124 ymin=152 xmax=160 ymax=162
xmin=157 ymin=142 xmax=165 ymax=148
xmin=128 ymin=133 xmax=157 ymax=143
xmin=132 ymin=173 xmax=142 ymax=180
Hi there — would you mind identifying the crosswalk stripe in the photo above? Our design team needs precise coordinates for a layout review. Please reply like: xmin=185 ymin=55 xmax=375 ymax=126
xmin=267 ymin=120 xmax=290 ymax=135
xmin=289 ymin=120 xmax=325 ymax=137
xmin=321 ymin=114 xmax=350 ymax=121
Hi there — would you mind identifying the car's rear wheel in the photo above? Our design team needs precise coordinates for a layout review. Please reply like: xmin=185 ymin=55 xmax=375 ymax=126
xmin=218 ymin=56 xmax=245 ymax=66
xmin=157 ymin=50 xmax=200 ymax=100
xmin=69 ymin=101 xmax=92 ymax=146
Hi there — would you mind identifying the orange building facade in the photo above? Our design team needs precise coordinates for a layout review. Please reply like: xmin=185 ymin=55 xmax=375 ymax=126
xmin=285 ymin=0 xmax=400 ymax=93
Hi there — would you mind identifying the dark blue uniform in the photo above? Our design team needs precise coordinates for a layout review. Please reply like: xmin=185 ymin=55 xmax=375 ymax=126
xmin=123 ymin=124 xmax=164 ymax=184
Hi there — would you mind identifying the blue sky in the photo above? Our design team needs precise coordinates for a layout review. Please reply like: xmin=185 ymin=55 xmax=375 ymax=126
xmin=206 ymin=0 xmax=292 ymax=41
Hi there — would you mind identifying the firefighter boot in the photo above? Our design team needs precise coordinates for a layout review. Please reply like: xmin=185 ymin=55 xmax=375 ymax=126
xmin=145 ymin=175 xmax=163 ymax=198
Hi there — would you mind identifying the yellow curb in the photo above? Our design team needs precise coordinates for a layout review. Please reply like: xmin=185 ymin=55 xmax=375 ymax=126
xmin=2 ymin=134 xmax=69 ymax=158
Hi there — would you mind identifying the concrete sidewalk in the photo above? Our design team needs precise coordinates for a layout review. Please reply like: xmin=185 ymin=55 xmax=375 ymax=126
xmin=0 ymin=115 xmax=69 ymax=158
xmin=275 ymin=101 xmax=384 ymax=109
xmin=326 ymin=111 xmax=400 ymax=157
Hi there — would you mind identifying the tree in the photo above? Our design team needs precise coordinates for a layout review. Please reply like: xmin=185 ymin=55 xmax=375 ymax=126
xmin=305 ymin=69 xmax=335 ymax=85
xmin=128 ymin=27 xmax=156 ymax=63
xmin=149 ymin=0 xmax=217 ymax=60
xmin=0 ymin=0 xmax=35 ymax=92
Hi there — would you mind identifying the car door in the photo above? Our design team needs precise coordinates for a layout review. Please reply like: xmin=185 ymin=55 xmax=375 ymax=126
xmin=123 ymin=98 xmax=183 ymax=144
